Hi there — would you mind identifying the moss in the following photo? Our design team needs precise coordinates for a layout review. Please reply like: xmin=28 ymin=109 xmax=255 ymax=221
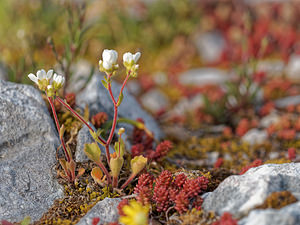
xmin=256 ymin=191 xmax=298 ymax=210
xmin=58 ymin=110 xmax=82 ymax=134
xmin=264 ymin=158 xmax=291 ymax=164
xmin=167 ymin=132 xmax=297 ymax=175
xmin=34 ymin=162 xmax=120 ymax=225
xmin=206 ymin=168 xmax=235 ymax=192
xmin=167 ymin=209 xmax=217 ymax=225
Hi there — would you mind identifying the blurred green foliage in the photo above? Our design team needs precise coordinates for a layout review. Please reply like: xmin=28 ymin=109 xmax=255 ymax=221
xmin=0 ymin=0 xmax=203 ymax=83
xmin=96 ymin=0 xmax=201 ymax=51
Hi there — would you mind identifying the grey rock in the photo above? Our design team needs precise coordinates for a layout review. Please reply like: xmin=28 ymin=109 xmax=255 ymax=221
xmin=202 ymin=163 xmax=300 ymax=217
xmin=239 ymin=202 xmax=300 ymax=225
xmin=140 ymin=88 xmax=169 ymax=113
xmin=76 ymin=198 xmax=121 ymax=225
xmin=75 ymin=125 xmax=118 ymax=163
xmin=275 ymin=95 xmax=300 ymax=108
xmin=242 ymin=129 xmax=268 ymax=145
xmin=75 ymin=125 xmax=96 ymax=162
xmin=178 ymin=68 xmax=228 ymax=86
xmin=260 ymin=112 xmax=280 ymax=128
xmin=0 ymin=62 xmax=8 ymax=80
xmin=127 ymin=80 xmax=142 ymax=96
xmin=66 ymin=60 xmax=94 ymax=93
xmin=194 ymin=31 xmax=225 ymax=63
xmin=0 ymin=80 xmax=63 ymax=222
xmin=257 ymin=60 xmax=285 ymax=76
xmin=153 ymin=72 xmax=168 ymax=86
xmin=77 ymin=73 xmax=164 ymax=140
xmin=166 ymin=94 xmax=204 ymax=117
xmin=286 ymin=55 xmax=300 ymax=82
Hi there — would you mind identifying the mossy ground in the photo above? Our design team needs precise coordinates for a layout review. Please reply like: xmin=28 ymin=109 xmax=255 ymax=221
xmin=256 ymin=191 xmax=298 ymax=210
xmin=30 ymin=96 xmax=300 ymax=225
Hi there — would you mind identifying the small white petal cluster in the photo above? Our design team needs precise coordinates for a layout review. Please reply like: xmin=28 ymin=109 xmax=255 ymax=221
xmin=99 ymin=49 xmax=141 ymax=77
xmin=99 ymin=49 xmax=119 ymax=73
xmin=28 ymin=69 xmax=53 ymax=85
xmin=53 ymin=73 xmax=65 ymax=90
xmin=28 ymin=69 xmax=65 ymax=95
xmin=123 ymin=52 xmax=141 ymax=77
xmin=123 ymin=52 xmax=141 ymax=65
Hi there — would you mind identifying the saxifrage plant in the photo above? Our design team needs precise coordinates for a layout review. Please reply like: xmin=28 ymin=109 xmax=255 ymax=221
xmin=28 ymin=49 xmax=148 ymax=189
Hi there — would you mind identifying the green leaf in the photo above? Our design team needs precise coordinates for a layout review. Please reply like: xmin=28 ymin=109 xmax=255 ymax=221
xmin=21 ymin=216 xmax=31 ymax=225
xmin=84 ymin=143 xmax=101 ymax=164
xmin=114 ymin=138 xmax=125 ymax=158
xmin=117 ymin=92 xmax=123 ymax=106
xmin=89 ymin=129 xmax=105 ymax=145
xmin=101 ymin=79 xmax=108 ymax=89
xmin=96 ymin=128 xmax=103 ymax=137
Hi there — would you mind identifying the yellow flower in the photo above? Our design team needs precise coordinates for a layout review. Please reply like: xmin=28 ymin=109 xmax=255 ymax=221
xmin=119 ymin=200 xmax=149 ymax=225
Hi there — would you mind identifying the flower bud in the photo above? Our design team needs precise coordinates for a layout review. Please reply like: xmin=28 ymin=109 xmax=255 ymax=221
xmin=118 ymin=127 xmax=125 ymax=136
xmin=99 ymin=49 xmax=119 ymax=74
xmin=123 ymin=52 xmax=141 ymax=77
xmin=52 ymin=73 xmax=65 ymax=90
xmin=110 ymin=156 xmax=124 ymax=178
xmin=131 ymin=155 xmax=147 ymax=175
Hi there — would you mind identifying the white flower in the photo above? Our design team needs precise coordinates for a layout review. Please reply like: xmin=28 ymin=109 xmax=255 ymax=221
xmin=53 ymin=73 xmax=65 ymax=90
xmin=28 ymin=69 xmax=53 ymax=84
xmin=101 ymin=49 xmax=118 ymax=70
xmin=28 ymin=69 xmax=53 ymax=91
xmin=123 ymin=52 xmax=141 ymax=65
xmin=123 ymin=52 xmax=141 ymax=77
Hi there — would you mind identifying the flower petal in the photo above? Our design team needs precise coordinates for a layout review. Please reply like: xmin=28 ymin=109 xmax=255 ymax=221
xmin=28 ymin=73 xmax=38 ymax=84
xmin=46 ymin=69 xmax=53 ymax=79
xmin=123 ymin=52 xmax=133 ymax=63
xmin=133 ymin=52 xmax=141 ymax=63
xmin=103 ymin=61 xmax=112 ymax=70
xmin=37 ymin=69 xmax=46 ymax=80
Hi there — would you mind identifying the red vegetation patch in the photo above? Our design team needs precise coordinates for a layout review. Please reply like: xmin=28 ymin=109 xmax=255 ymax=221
xmin=134 ymin=170 xmax=209 ymax=214
xmin=212 ymin=212 xmax=238 ymax=225
xmin=240 ymin=159 xmax=263 ymax=175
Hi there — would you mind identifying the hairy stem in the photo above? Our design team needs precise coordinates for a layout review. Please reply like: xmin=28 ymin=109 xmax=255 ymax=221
xmin=105 ymin=71 xmax=130 ymax=162
xmin=112 ymin=176 xmax=118 ymax=188
xmin=56 ymin=96 xmax=107 ymax=145
xmin=117 ymin=70 xmax=131 ymax=104
xmin=47 ymin=96 xmax=71 ymax=162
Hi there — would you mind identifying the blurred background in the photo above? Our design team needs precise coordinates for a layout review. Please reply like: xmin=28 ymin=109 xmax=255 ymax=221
xmin=1 ymin=0 xmax=300 ymax=131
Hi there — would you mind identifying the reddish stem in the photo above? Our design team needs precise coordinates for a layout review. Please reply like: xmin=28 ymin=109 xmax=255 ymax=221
xmin=47 ymin=96 xmax=71 ymax=162
xmin=105 ymin=78 xmax=117 ymax=164
xmin=96 ymin=162 xmax=112 ymax=185
xmin=105 ymin=71 xmax=130 ymax=162
xmin=56 ymin=96 xmax=107 ymax=145
xmin=117 ymin=71 xmax=131 ymax=104
xmin=120 ymin=173 xmax=136 ymax=189
xmin=112 ymin=176 xmax=118 ymax=188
